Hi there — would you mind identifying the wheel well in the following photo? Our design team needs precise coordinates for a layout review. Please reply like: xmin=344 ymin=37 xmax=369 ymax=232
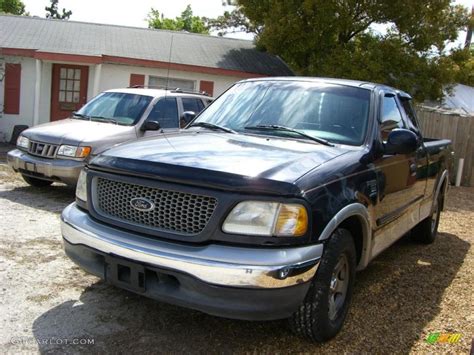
xmin=339 ymin=216 xmax=364 ymax=265
xmin=439 ymin=179 xmax=447 ymax=210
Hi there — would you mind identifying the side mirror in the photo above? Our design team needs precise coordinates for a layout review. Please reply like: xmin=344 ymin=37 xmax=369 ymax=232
xmin=141 ymin=120 xmax=161 ymax=131
xmin=181 ymin=111 xmax=196 ymax=125
xmin=384 ymin=128 xmax=418 ymax=155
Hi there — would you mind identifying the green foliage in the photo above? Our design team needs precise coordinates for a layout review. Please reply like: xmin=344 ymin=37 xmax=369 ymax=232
xmin=45 ymin=0 xmax=72 ymax=20
xmin=235 ymin=0 xmax=471 ymax=101
xmin=449 ymin=48 xmax=474 ymax=87
xmin=147 ymin=5 xmax=209 ymax=34
xmin=206 ymin=9 xmax=262 ymax=36
xmin=0 ymin=0 xmax=26 ymax=15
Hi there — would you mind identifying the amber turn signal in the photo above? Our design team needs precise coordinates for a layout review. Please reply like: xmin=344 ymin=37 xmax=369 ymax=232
xmin=275 ymin=204 xmax=308 ymax=236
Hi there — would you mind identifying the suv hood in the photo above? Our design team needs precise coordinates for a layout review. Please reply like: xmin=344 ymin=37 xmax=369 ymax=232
xmin=90 ymin=130 xmax=350 ymax=195
xmin=22 ymin=119 xmax=134 ymax=146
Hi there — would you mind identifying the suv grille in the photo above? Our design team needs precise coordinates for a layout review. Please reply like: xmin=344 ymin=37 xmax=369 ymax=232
xmin=28 ymin=141 xmax=59 ymax=158
xmin=94 ymin=177 xmax=218 ymax=235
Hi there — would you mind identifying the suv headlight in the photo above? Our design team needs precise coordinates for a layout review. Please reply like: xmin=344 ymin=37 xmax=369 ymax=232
xmin=222 ymin=201 xmax=308 ymax=237
xmin=76 ymin=169 xmax=88 ymax=202
xmin=17 ymin=135 xmax=30 ymax=149
xmin=57 ymin=145 xmax=91 ymax=159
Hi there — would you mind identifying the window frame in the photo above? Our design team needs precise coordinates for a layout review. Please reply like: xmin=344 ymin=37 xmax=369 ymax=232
xmin=378 ymin=92 xmax=407 ymax=142
xmin=398 ymin=96 xmax=422 ymax=136
xmin=145 ymin=96 xmax=180 ymax=129
xmin=181 ymin=97 xmax=205 ymax=114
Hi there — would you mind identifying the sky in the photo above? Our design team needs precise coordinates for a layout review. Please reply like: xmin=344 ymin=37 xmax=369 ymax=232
xmin=21 ymin=0 xmax=473 ymax=46
xmin=21 ymin=0 xmax=254 ymax=39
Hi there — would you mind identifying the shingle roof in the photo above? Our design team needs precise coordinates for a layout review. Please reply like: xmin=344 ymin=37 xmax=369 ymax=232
xmin=0 ymin=14 xmax=293 ymax=76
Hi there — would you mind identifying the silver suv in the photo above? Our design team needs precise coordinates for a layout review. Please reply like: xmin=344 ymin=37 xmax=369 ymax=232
xmin=7 ymin=87 xmax=212 ymax=186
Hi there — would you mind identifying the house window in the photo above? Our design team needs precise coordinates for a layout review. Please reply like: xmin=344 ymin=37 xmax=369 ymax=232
xmin=149 ymin=76 xmax=195 ymax=91
xmin=59 ymin=68 xmax=81 ymax=103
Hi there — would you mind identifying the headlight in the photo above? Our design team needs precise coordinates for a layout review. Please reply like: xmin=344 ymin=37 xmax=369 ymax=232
xmin=222 ymin=201 xmax=308 ymax=237
xmin=76 ymin=169 xmax=87 ymax=202
xmin=17 ymin=135 xmax=30 ymax=149
xmin=57 ymin=145 xmax=91 ymax=159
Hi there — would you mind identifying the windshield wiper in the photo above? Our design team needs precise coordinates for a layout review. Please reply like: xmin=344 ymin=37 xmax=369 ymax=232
xmin=189 ymin=122 xmax=236 ymax=134
xmin=244 ymin=125 xmax=334 ymax=147
xmin=90 ymin=116 xmax=118 ymax=125
xmin=72 ymin=112 xmax=90 ymax=120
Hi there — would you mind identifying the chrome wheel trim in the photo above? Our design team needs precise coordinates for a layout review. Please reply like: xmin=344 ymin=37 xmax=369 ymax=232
xmin=328 ymin=253 xmax=349 ymax=321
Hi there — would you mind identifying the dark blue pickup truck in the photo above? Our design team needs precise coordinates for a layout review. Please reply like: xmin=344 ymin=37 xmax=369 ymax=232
xmin=61 ymin=77 xmax=453 ymax=342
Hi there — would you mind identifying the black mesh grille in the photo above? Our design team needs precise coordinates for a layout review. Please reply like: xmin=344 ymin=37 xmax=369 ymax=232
xmin=94 ymin=177 xmax=218 ymax=235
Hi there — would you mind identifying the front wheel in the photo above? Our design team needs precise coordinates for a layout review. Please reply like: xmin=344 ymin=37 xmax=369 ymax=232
xmin=22 ymin=174 xmax=53 ymax=187
xmin=289 ymin=228 xmax=356 ymax=342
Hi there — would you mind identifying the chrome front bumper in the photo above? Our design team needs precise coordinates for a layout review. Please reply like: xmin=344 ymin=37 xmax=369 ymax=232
xmin=7 ymin=149 xmax=84 ymax=185
xmin=61 ymin=203 xmax=323 ymax=289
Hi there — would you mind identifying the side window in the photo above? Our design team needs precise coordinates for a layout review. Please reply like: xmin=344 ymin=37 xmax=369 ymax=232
xmin=182 ymin=97 xmax=204 ymax=114
xmin=380 ymin=95 xmax=405 ymax=141
xmin=146 ymin=97 xmax=178 ymax=128
xmin=400 ymin=98 xmax=419 ymax=131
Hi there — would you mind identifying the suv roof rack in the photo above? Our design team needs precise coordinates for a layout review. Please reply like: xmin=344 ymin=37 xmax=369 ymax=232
xmin=128 ymin=85 xmax=210 ymax=96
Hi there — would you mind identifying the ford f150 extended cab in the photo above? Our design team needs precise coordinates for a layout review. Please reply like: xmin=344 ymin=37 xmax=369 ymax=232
xmin=61 ymin=77 xmax=453 ymax=342
xmin=8 ymin=87 xmax=211 ymax=186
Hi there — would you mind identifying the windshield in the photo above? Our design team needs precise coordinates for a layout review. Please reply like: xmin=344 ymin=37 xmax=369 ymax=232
xmin=75 ymin=92 xmax=153 ymax=125
xmin=192 ymin=81 xmax=371 ymax=145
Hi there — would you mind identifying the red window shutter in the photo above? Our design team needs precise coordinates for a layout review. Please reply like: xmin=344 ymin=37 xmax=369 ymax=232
xmin=4 ymin=63 xmax=21 ymax=114
xmin=199 ymin=80 xmax=214 ymax=96
xmin=129 ymin=74 xmax=145 ymax=87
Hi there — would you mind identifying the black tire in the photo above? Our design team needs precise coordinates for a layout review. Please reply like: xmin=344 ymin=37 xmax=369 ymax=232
xmin=412 ymin=192 xmax=442 ymax=244
xmin=22 ymin=174 xmax=53 ymax=187
xmin=289 ymin=228 xmax=356 ymax=342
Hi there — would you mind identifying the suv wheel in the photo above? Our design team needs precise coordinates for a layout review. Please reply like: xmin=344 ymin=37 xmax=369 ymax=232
xmin=22 ymin=174 xmax=53 ymax=187
xmin=289 ymin=228 xmax=356 ymax=342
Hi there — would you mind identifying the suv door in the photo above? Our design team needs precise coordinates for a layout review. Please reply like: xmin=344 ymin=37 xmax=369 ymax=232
xmin=141 ymin=97 xmax=180 ymax=136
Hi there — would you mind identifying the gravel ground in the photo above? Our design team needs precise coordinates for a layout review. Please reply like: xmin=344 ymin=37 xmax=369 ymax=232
xmin=0 ymin=145 xmax=472 ymax=354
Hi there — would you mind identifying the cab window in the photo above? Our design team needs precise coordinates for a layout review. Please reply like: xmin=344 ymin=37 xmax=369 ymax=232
xmin=400 ymin=98 xmax=419 ymax=132
xmin=146 ymin=97 xmax=179 ymax=128
xmin=380 ymin=95 xmax=405 ymax=141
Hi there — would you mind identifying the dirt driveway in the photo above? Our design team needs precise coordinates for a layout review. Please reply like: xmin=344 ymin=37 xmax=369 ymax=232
xmin=0 ymin=146 xmax=472 ymax=353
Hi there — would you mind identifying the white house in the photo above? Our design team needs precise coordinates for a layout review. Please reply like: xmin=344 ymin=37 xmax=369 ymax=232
xmin=0 ymin=14 xmax=293 ymax=142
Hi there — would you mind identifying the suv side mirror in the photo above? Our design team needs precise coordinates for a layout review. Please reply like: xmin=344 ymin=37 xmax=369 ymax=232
xmin=181 ymin=111 xmax=196 ymax=125
xmin=141 ymin=120 xmax=161 ymax=131
xmin=384 ymin=128 xmax=418 ymax=155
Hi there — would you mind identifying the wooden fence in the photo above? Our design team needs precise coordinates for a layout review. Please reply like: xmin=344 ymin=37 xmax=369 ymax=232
xmin=416 ymin=108 xmax=474 ymax=187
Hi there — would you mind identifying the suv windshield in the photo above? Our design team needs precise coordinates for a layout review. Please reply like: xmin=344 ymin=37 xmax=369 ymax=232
xmin=192 ymin=81 xmax=371 ymax=145
xmin=74 ymin=92 xmax=153 ymax=126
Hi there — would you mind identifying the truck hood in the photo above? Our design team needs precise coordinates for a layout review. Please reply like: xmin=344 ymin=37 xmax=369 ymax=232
xmin=90 ymin=130 xmax=350 ymax=195
xmin=22 ymin=119 xmax=134 ymax=146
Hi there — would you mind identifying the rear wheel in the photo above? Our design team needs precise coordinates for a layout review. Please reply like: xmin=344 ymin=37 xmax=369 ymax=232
xmin=22 ymin=174 xmax=53 ymax=187
xmin=289 ymin=228 xmax=356 ymax=342
xmin=412 ymin=192 xmax=442 ymax=244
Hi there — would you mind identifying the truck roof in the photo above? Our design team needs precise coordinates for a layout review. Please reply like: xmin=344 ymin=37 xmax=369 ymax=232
xmin=240 ymin=77 xmax=412 ymax=98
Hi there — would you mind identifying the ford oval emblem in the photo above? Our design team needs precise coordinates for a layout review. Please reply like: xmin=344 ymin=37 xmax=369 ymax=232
xmin=130 ymin=197 xmax=155 ymax=212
